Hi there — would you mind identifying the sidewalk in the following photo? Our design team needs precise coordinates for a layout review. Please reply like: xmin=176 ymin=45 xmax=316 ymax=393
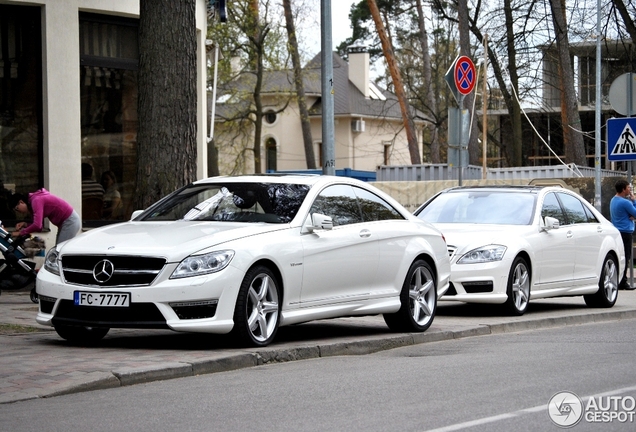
xmin=2 ymin=286 xmax=636 ymax=405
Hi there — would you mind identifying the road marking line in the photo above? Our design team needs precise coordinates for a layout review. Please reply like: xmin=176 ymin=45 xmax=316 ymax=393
xmin=424 ymin=385 xmax=636 ymax=432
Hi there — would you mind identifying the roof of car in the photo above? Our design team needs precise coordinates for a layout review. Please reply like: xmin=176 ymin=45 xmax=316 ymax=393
xmin=443 ymin=185 xmax=562 ymax=193
xmin=193 ymin=174 xmax=365 ymax=187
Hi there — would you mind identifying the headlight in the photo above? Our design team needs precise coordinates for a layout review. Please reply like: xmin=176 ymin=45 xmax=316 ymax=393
xmin=171 ymin=250 xmax=235 ymax=279
xmin=457 ymin=245 xmax=507 ymax=264
xmin=44 ymin=248 xmax=60 ymax=275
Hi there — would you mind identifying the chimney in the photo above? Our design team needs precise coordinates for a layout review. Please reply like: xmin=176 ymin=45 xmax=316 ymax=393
xmin=347 ymin=45 xmax=369 ymax=98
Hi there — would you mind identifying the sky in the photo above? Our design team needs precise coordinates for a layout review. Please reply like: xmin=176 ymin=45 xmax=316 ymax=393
xmin=303 ymin=1 xmax=357 ymax=55
xmin=331 ymin=1 xmax=356 ymax=50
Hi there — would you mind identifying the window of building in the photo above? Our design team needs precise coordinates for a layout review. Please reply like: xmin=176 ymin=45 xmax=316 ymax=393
xmin=265 ymin=137 xmax=277 ymax=172
xmin=0 ymin=5 xmax=43 ymax=226
xmin=264 ymin=110 xmax=277 ymax=125
xmin=383 ymin=141 xmax=392 ymax=166
xmin=79 ymin=13 xmax=139 ymax=225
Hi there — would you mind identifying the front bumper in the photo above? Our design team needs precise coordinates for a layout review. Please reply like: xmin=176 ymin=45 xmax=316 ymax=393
xmin=35 ymin=264 xmax=245 ymax=334
xmin=440 ymin=260 xmax=511 ymax=304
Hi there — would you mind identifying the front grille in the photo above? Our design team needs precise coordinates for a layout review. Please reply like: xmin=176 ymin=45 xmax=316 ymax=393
xmin=61 ymin=255 xmax=166 ymax=287
xmin=52 ymin=299 xmax=168 ymax=329
xmin=447 ymin=245 xmax=457 ymax=259
xmin=463 ymin=281 xmax=493 ymax=293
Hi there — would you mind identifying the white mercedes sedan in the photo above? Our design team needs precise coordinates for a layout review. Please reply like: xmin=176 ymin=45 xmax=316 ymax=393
xmin=36 ymin=175 xmax=450 ymax=347
xmin=414 ymin=185 xmax=623 ymax=315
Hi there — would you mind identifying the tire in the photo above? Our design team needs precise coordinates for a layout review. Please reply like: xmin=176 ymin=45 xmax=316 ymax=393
xmin=30 ymin=287 xmax=38 ymax=304
xmin=383 ymin=259 xmax=437 ymax=332
xmin=54 ymin=324 xmax=109 ymax=344
xmin=584 ymin=255 xmax=618 ymax=308
xmin=232 ymin=265 xmax=281 ymax=347
xmin=504 ymin=256 xmax=530 ymax=316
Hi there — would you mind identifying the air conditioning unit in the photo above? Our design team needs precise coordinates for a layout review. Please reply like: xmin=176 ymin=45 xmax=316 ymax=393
xmin=352 ymin=119 xmax=366 ymax=133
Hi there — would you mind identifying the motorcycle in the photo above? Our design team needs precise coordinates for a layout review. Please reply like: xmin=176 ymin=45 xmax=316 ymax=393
xmin=0 ymin=225 xmax=39 ymax=303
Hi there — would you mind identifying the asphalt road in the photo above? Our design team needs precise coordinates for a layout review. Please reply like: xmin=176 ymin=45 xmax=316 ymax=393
xmin=2 ymin=287 xmax=636 ymax=409
xmin=1 ymin=319 xmax=635 ymax=431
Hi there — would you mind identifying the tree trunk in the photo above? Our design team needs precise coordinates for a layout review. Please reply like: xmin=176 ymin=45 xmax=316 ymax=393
xmin=612 ymin=0 xmax=636 ymax=43
xmin=283 ymin=0 xmax=316 ymax=169
xmin=247 ymin=0 xmax=267 ymax=173
xmin=549 ymin=0 xmax=586 ymax=166
xmin=415 ymin=0 xmax=439 ymax=163
xmin=136 ymin=0 xmax=197 ymax=209
xmin=503 ymin=0 xmax=524 ymax=166
xmin=367 ymin=0 xmax=421 ymax=165
xmin=208 ymin=137 xmax=220 ymax=177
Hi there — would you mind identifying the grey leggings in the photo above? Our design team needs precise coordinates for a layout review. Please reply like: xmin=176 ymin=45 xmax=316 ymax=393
xmin=56 ymin=210 xmax=81 ymax=244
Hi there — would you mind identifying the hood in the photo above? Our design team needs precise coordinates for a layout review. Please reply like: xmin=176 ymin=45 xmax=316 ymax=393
xmin=57 ymin=221 xmax=288 ymax=262
xmin=433 ymin=223 xmax=522 ymax=249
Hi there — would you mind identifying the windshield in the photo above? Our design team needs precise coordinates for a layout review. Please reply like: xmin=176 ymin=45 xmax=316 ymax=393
xmin=138 ymin=182 xmax=311 ymax=223
xmin=416 ymin=190 xmax=536 ymax=225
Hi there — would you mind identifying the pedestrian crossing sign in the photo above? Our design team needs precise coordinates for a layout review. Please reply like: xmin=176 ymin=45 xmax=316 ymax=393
xmin=608 ymin=118 xmax=636 ymax=161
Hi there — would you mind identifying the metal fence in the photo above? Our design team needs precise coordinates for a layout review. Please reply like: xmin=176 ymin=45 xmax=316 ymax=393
xmin=376 ymin=163 xmax=626 ymax=181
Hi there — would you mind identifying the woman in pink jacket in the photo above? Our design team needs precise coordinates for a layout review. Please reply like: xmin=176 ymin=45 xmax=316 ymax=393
xmin=10 ymin=189 xmax=81 ymax=245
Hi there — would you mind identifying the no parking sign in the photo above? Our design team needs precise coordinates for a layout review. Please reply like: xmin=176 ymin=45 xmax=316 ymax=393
xmin=454 ymin=56 xmax=476 ymax=96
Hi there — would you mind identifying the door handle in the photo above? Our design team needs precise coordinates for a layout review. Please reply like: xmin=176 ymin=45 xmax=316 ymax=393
xmin=567 ymin=231 xmax=573 ymax=238
xmin=359 ymin=229 xmax=371 ymax=238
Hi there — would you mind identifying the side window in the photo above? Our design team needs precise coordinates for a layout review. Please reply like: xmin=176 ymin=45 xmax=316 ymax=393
xmin=541 ymin=193 xmax=566 ymax=225
xmin=352 ymin=187 xmax=404 ymax=222
xmin=583 ymin=204 xmax=599 ymax=223
xmin=557 ymin=193 xmax=588 ymax=224
xmin=309 ymin=185 xmax=363 ymax=227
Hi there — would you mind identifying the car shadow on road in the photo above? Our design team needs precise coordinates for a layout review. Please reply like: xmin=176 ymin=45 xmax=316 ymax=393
xmin=37 ymin=319 xmax=393 ymax=351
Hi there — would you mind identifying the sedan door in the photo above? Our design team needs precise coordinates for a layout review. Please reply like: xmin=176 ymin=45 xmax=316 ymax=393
xmin=300 ymin=185 xmax=379 ymax=307
xmin=535 ymin=192 xmax=576 ymax=290
xmin=557 ymin=192 xmax=605 ymax=285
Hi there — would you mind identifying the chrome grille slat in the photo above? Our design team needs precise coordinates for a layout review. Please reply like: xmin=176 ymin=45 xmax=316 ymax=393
xmin=61 ymin=255 xmax=166 ymax=287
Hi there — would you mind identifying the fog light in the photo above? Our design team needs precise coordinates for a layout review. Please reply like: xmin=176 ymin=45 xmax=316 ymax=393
xmin=170 ymin=300 xmax=218 ymax=320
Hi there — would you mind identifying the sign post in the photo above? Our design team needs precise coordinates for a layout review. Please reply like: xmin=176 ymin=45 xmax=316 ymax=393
xmin=445 ymin=55 xmax=476 ymax=185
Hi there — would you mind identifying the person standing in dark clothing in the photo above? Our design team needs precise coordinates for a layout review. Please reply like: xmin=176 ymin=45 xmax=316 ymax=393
xmin=610 ymin=180 xmax=636 ymax=290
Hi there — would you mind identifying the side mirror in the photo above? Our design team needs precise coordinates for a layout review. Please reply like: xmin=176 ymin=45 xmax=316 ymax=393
xmin=543 ymin=216 xmax=560 ymax=231
xmin=305 ymin=213 xmax=334 ymax=233
xmin=131 ymin=210 xmax=144 ymax=220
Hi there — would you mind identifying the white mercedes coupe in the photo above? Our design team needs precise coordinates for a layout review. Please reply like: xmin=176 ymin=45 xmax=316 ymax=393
xmin=36 ymin=175 xmax=450 ymax=346
xmin=414 ymin=185 xmax=623 ymax=315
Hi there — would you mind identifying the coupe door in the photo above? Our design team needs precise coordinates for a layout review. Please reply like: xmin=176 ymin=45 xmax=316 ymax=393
xmin=535 ymin=192 xmax=576 ymax=289
xmin=352 ymin=186 xmax=410 ymax=297
xmin=300 ymin=185 xmax=379 ymax=307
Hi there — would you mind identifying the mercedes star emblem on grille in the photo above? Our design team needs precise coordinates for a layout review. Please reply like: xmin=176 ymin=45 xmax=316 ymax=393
xmin=93 ymin=259 xmax=115 ymax=283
